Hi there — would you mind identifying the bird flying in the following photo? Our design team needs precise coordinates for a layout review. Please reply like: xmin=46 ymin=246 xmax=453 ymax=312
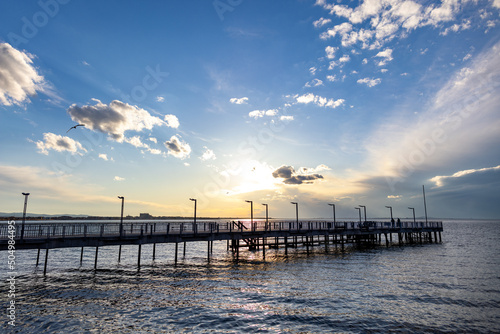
xmin=66 ymin=124 xmax=85 ymax=133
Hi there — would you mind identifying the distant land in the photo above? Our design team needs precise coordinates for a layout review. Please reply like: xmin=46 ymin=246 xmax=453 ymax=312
xmin=0 ymin=212 xmax=481 ymax=221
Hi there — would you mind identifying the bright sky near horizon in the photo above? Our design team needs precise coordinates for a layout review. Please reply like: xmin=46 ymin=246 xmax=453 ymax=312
xmin=1 ymin=0 xmax=499 ymax=219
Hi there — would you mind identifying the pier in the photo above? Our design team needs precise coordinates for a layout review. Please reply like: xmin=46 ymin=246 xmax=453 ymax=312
xmin=1 ymin=220 xmax=443 ymax=274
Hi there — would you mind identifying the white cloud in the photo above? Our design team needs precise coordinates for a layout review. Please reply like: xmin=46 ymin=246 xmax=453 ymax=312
xmin=325 ymin=46 xmax=338 ymax=59
xmin=304 ymin=78 xmax=324 ymax=87
xmin=35 ymin=133 xmax=87 ymax=155
xmin=309 ymin=67 xmax=317 ymax=75
xmin=357 ymin=77 xmax=381 ymax=87
xmin=124 ymin=135 xmax=148 ymax=148
xmin=316 ymin=0 xmax=488 ymax=49
xmin=326 ymin=75 xmax=337 ymax=82
xmin=200 ymin=146 xmax=216 ymax=161
xmin=375 ymin=48 xmax=393 ymax=66
xmin=164 ymin=114 xmax=180 ymax=128
xmin=295 ymin=93 xmax=345 ymax=109
xmin=248 ymin=109 xmax=278 ymax=118
xmin=98 ymin=153 xmax=109 ymax=161
xmin=339 ymin=54 xmax=351 ymax=63
xmin=156 ymin=96 xmax=165 ymax=102
xmin=114 ymin=176 xmax=125 ymax=181
xmin=0 ymin=43 xmax=44 ymax=106
xmin=67 ymin=99 xmax=165 ymax=142
xmin=148 ymin=137 xmax=158 ymax=144
xmin=280 ymin=115 xmax=294 ymax=121
xmin=387 ymin=195 xmax=402 ymax=199
xmin=430 ymin=165 xmax=500 ymax=187
xmin=164 ymin=135 xmax=191 ymax=159
xmin=320 ymin=22 xmax=353 ymax=40
xmin=230 ymin=97 xmax=249 ymax=104
xmin=313 ymin=17 xmax=332 ymax=28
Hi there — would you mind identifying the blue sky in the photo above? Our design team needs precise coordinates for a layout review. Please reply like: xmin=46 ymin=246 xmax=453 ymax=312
xmin=1 ymin=0 xmax=499 ymax=219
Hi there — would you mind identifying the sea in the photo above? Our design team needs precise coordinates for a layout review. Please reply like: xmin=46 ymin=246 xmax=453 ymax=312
xmin=1 ymin=219 xmax=500 ymax=333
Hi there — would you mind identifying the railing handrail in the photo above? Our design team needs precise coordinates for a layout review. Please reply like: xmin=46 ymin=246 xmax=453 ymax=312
xmin=0 ymin=219 xmax=442 ymax=240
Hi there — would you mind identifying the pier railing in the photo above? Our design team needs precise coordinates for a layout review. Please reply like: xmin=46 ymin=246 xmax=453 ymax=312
xmin=0 ymin=220 xmax=443 ymax=240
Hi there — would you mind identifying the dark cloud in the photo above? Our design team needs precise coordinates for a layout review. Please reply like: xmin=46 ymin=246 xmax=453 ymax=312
xmin=272 ymin=165 xmax=324 ymax=185
xmin=164 ymin=135 xmax=191 ymax=159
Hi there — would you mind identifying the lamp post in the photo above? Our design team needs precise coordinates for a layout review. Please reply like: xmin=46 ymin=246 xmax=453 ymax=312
xmin=262 ymin=203 xmax=268 ymax=231
xmin=355 ymin=207 xmax=362 ymax=224
xmin=359 ymin=205 xmax=367 ymax=222
xmin=245 ymin=200 xmax=253 ymax=230
xmin=21 ymin=192 xmax=30 ymax=241
xmin=328 ymin=203 xmax=336 ymax=225
xmin=118 ymin=196 xmax=124 ymax=237
xmin=291 ymin=202 xmax=298 ymax=227
xmin=385 ymin=205 xmax=393 ymax=221
xmin=408 ymin=207 xmax=416 ymax=224
xmin=190 ymin=198 xmax=197 ymax=233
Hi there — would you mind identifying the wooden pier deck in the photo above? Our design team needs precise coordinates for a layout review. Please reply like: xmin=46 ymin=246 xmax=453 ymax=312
xmin=1 ymin=220 xmax=443 ymax=274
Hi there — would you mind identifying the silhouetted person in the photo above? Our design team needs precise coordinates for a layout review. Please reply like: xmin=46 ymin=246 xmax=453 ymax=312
xmin=397 ymin=218 xmax=401 ymax=227
xmin=391 ymin=218 xmax=395 ymax=227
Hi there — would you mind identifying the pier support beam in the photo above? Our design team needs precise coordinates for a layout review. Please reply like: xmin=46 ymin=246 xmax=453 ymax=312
xmin=80 ymin=247 xmax=84 ymax=265
xmin=138 ymin=244 xmax=142 ymax=268
xmin=175 ymin=242 xmax=178 ymax=264
xmin=43 ymin=248 xmax=49 ymax=275
xmin=94 ymin=246 xmax=99 ymax=270
xmin=36 ymin=248 xmax=41 ymax=266
xmin=207 ymin=240 xmax=211 ymax=261
xmin=262 ymin=237 xmax=266 ymax=260
xmin=118 ymin=245 xmax=122 ymax=263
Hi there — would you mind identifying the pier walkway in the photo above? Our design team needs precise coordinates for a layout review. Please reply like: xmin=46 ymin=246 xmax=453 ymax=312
xmin=1 ymin=220 xmax=443 ymax=274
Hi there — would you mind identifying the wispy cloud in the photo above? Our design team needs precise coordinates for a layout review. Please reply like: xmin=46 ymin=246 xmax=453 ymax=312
xmin=430 ymin=165 xmax=500 ymax=187
xmin=364 ymin=41 xmax=500 ymax=188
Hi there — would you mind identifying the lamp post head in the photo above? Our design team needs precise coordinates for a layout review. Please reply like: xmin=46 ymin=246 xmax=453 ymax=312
xmin=22 ymin=192 xmax=30 ymax=196
xmin=245 ymin=200 xmax=252 ymax=204
xmin=329 ymin=203 xmax=335 ymax=207
xmin=118 ymin=196 xmax=124 ymax=200
xmin=385 ymin=206 xmax=391 ymax=209
xmin=408 ymin=207 xmax=414 ymax=210
xmin=262 ymin=203 xmax=267 ymax=207
xmin=359 ymin=205 xmax=366 ymax=208
xmin=190 ymin=198 xmax=196 ymax=202
xmin=291 ymin=202 xmax=297 ymax=205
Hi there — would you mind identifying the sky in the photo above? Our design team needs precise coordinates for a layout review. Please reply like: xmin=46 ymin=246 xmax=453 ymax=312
xmin=0 ymin=0 xmax=499 ymax=219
